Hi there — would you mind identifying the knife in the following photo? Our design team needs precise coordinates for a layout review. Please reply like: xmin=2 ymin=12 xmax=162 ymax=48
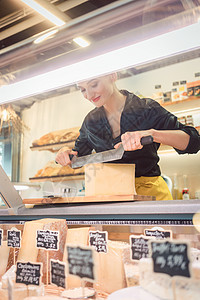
xmin=70 ymin=135 xmax=153 ymax=169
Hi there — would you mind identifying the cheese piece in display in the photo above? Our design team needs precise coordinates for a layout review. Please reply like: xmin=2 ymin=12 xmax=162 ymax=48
xmin=139 ymin=258 xmax=173 ymax=300
xmin=174 ymin=277 xmax=200 ymax=300
xmin=36 ymin=219 xmax=67 ymax=284
xmin=0 ymin=241 xmax=10 ymax=278
xmin=17 ymin=220 xmax=44 ymax=263
xmin=95 ymin=240 xmax=129 ymax=294
xmin=63 ymin=227 xmax=92 ymax=288
xmin=17 ymin=219 xmax=67 ymax=284
xmin=0 ymin=284 xmax=44 ymax=300
xmin=85 ymin=163 xmax=136 ymax=196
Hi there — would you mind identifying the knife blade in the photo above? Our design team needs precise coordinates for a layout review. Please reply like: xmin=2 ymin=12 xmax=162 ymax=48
xmin=70 ymin=135 xmax=153 ymax=169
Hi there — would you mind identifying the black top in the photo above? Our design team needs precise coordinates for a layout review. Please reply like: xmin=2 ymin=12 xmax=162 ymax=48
xmin=73 ymin=90 xmax=200 ymax=177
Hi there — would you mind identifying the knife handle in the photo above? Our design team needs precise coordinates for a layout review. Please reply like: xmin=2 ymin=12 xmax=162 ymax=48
xmin=69 ymin=154 xmax=74 ymax=161
xmin=141 ymin=135 xmax=153 ymax=145
xmin=55 ymin=154 xmax=74 ymax=164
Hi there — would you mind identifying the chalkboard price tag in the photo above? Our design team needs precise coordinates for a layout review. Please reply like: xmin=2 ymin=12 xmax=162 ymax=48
xmin=67 ymin=245 xmax=96 ymax=282
xmin=50 ymin=259 xmax=66 ymax=289
xmin=130 ymin=235 xmax=152 ymax=260
xmin=0 ymin=229 xmax=3 ymax=246
xmin=36 ymin=230 xmax=59 ymax=250
xmin=89 ymin=231 xmax=108 ymax=253
xmin=7 ymin=229 xmax=21 ymax=248
xmin=16 ymin=261 xmax=42 ymax=286
xmin=144 ymin=228 xmax=172 ymax=239
xmin=149 ymin=240 xmax=191 ymax=278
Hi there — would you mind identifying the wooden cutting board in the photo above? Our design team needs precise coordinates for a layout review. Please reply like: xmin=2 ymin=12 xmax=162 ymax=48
xmin=23 ymin=194 xmax=156 ymax=205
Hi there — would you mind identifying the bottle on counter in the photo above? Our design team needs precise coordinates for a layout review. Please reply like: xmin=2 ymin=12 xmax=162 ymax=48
xmin=173 ymin=174 xmax=179 ymax=200
xmin=182 ymin=175 xmax=190 ymax=200
xmin=182 ymin=188 xmax=190 ymax=200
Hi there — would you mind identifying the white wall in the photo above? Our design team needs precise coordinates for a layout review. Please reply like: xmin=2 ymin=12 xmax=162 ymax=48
xmin=21 ymin=57 xmax=200 ymax=199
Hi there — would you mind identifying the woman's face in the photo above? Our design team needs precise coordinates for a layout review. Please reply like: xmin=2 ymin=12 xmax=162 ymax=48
xmin=77 ymin=75 xmax=115 ymax=107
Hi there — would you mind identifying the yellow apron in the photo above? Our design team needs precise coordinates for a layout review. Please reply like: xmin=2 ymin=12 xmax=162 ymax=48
xmin=135 ymin=176 xmax=173 ymax=201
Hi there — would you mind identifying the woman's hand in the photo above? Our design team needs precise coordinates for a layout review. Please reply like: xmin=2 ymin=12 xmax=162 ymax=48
xmin=115 ymin=130 xmax=154 ymax=151
xmin=55 ymin=147 xmax=78 ymax=166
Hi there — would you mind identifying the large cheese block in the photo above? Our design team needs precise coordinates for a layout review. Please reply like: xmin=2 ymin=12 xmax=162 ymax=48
xmin=36 ymin=219 xmax=67 ymax=284
xmin=17 ymin=219 xmax=67 ymax=284
xmin=17 ymin=221 xmax=44 ymax=263
xmin=0 ymin=241 xmax=10 ymax=278
xmin=95 ymin=240 xmax=129 ymax=294
xmin=63 ymin=227 xmax=92 ymax=288
xmin=85 ymin=163 xmax=136 ymax=196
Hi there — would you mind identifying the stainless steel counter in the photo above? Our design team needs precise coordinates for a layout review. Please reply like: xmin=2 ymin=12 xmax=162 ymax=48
xmin=0 ymin=200 xmax=200 ymax=223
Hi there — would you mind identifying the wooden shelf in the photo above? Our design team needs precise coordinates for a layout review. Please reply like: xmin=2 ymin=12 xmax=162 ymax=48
xmin=161 ymin=96 xmax=200 ymax=107
xmin=29 ymin=173 xmax=84 ymax=182
xmin=30 ymin=140 xmax=76 ymax=152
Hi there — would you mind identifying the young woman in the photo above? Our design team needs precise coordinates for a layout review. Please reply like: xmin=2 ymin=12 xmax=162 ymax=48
xmin=55 ymin=74 xmax=200 ymax=200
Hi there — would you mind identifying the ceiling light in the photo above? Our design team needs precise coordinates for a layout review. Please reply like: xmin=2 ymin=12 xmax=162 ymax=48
xmin=73 ymin=37 xmax=90 ymax=48
xmin=34 ymin=29 xmax=58 ymax=44
xmin=0 ymin=22 xmax=200 ymax=104
xmin=20 ymin=0 xmax=65 ymax=26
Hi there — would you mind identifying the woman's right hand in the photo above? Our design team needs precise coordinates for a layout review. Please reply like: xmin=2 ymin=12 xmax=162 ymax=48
xmin=55 ymin=147 xmax=78 ymax=166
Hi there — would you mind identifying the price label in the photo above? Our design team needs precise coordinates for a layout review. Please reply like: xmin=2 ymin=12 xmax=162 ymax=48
xmin=130 ymin=235 xmax=151 ymax=260
xmin=16 ymin=261 xmax=42 ymax=286
xmin=36 ymin=230 xmax=59 ymax=250
xmin=0 ymin=229 xmax=3 ymax=246
xmin=67 ymin=245 xmax=96 ymax=282
xmin=7 ymin=229 xmax=21 ymax=248
xmin=50 ymin=259 xmax=66 ymax=289
xmin=89 ymin=231 xmax=108 ymax=253
xmin=144 ymin=228 xmax=172 ymax=239
xmin=149 ymin=240 xmax=191 ymax=278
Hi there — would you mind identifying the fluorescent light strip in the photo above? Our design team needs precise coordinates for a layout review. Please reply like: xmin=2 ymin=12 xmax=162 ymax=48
xmin=73 ymin=37 xmax=90 ymax=48
xmin=20 ymin=0 xmax=65 ymax=26
xmin=1 ymin=22 xmax=200 ymax=104
xmin=34 ymin=29 xmax=58 ymax=44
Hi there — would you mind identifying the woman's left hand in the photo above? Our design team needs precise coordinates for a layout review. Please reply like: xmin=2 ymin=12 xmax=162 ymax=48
xmin=115 ymin=130 xmax=154 ymax=151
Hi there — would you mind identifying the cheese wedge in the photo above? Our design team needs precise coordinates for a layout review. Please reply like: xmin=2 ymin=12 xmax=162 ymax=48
xmin=0 ymin=241 xmax=10 ymax=278
xmin=63 ymin=227 xmax=92 ymax=288
xmin=95 ymin=240 xmax=129 ymax=294
xmin=36 ymin=219 xmax=67 ymax=284
xmin=17 ymin=218 xmax=67 ymax=284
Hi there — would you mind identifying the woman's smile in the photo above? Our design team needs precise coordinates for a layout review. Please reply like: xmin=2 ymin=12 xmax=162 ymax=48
xmin=91 ymin=96 xmax=101 ymax=103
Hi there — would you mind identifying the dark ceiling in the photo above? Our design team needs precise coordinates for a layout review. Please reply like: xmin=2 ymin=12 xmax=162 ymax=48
xmin=0 ymin=0 xmax=118 ymax=50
